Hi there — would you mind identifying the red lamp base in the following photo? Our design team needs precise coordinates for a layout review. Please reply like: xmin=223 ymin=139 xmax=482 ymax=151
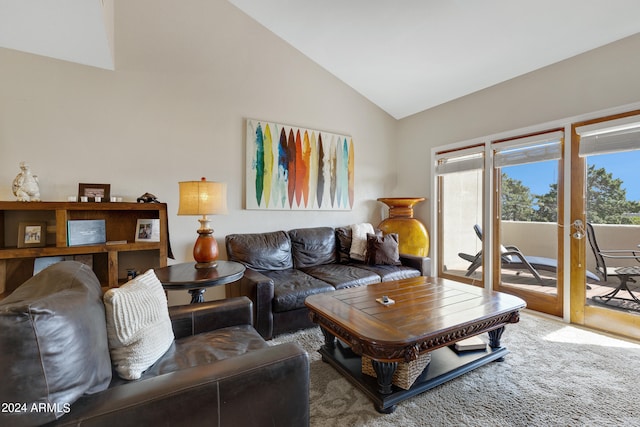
xmin=193 ymin=229 xmax=219 ymax=269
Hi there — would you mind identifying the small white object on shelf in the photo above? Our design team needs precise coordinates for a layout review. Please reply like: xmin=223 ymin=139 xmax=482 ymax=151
xmin=12 ymin=162 xmax=41 ymax=202
xmin=106 ymin=240 xmax=128 ymax=245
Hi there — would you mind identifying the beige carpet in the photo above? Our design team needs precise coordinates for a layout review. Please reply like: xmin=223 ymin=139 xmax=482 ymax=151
xmin=270 ymin=311 xmax=640 ymax=426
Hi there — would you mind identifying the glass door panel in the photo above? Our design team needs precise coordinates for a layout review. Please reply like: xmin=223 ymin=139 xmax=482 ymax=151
xmin=493 ymin=132 xmax=564 ymax=316
xmin=585 ymin=153 xmax=640 ymax=311
xmin=436 ymin=148 xmax=484 ymax=286
xmin=572 ymin=111 xmax=640 ymax=339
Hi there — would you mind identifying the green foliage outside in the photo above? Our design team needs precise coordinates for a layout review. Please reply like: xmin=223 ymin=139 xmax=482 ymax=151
xmin=501 ymin=165 xmax=640 ymax=224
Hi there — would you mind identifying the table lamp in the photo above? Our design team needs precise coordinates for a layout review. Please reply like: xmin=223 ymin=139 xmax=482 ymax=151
xmin=178 ymin=178 xmax=228 ymax=269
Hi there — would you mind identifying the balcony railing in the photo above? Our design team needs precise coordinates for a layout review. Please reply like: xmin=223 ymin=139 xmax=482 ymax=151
xmin=501 ymin=221 xmax=640 ymax=273
xmin=449 ymin=221 xmax=640 ymax=312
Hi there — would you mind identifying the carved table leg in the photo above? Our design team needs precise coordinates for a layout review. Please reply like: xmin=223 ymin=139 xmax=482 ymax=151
xmin=488 ymin=326 xmax=506 ymax=361
xmin=188 ymin=288 xmax=205 ymax=304
xmin=371 ymin=360 xmax=398 ymax=396
xmin=320 ymin=327 xmax=336 ymax=351
xmin=488 ymin=326 xmax=505 ymax=348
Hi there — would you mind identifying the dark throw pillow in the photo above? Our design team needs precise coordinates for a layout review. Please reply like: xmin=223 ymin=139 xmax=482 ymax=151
xmin=335 ymin=226 xmax=352 ymax=264
xmin=365 ymin=233 xmax=401 ymax=265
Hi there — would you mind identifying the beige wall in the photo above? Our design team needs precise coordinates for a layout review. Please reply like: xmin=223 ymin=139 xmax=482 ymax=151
xmin=3 ymin=1 xmax=639 ymax=304
xmin=397 ymin=33 xmax=640 ymax=230
xmin=0 ymin=0 xmax=398 ymax=305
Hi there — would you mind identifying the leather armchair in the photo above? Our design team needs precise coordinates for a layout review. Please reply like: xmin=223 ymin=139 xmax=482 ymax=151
xmin=53 ymin=299 xmax=310 ymax=427
xmin=0 ymin=261 xmax=309 ymax=427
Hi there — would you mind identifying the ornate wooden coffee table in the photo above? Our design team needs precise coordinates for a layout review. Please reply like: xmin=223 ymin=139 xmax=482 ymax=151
xmin=305 ymin=276 xmax=526 ymax=413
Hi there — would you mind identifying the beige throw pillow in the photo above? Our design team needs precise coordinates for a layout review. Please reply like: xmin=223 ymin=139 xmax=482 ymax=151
xmin=103 ymin=269 xmax=174 ymax=380
xmin=350 ymin=222 xmax=375 ymax=261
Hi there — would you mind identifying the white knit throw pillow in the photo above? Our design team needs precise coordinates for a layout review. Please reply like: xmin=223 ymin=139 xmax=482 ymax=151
xmin=103 ymin=269 xmax=174 ymax=380
xmin=350 ymin=222 xmax=375 ymax=261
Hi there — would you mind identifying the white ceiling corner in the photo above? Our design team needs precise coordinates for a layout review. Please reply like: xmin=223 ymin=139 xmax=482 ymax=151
xmin=0 ymin=0 xmax=114 ymax=70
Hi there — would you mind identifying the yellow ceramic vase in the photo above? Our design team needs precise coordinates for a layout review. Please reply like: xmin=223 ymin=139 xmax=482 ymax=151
xmin=377 ymin=197 xmax=429 ymax=257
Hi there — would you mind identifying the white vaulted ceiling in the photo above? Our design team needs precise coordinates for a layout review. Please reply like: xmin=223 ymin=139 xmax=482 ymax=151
xmin=228 ymin=0 xmax=640 ymax=118
xmin=2 ymin=1 xmax=640 ymax=118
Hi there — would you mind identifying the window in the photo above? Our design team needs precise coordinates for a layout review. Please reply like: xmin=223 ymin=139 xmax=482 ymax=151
xmin=435 ymin=146 xmax=484 ymax=283
xmin=492 ymin=131 xmax=563 ymax=295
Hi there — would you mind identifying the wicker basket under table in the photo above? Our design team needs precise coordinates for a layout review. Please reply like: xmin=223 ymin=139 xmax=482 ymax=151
xmin=361 ymin=352 xmax=431 ymax=390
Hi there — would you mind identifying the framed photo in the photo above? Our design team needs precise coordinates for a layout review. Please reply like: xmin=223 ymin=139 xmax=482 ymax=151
xmin=135 ymin=219 xmax=160 ymax=242
xmin=68 ymin=220 xmax=106 ymax=246
xmin=18 ymin=222 xmax=47 ymax=248
xmin=33 ymin=256 xmax=71 ymax=275
xmin=78 ymin=183 xmax=110 ymax=202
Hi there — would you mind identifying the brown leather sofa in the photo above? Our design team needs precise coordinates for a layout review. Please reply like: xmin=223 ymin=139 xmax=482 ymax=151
xmin=0 ymin=261 xmax=309 ymax=427
xmin=226 ymin=226 xmax=431 ymax=340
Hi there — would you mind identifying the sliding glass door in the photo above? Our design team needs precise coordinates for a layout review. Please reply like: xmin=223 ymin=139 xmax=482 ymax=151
xmin=435 ymin=146 xmax=484 ymax=286
xmin=434 ymin=107 xmax=640 ymax=336
xmin=492 ymin=131 xmax=564 ymax=316
xmin=571 ymin=111 xmax=640 ymax=340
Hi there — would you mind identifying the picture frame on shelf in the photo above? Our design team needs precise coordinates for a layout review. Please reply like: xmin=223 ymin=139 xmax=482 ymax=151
xmin=135 ymin=219 xmax=160 ymax=242
xmin=68 ymin=219 xmax=106 ymax=246
xmin=78 ymin=183 xmax=111 ymax=202
xmin=33 ymin=256 xmax=72 ymax=275
xmin=17 ymin=222 xmax=47 ymax=248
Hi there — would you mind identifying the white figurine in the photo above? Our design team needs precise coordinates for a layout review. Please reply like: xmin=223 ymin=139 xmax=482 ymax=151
xmin=12 ymin=162 xmax=41 ymax=202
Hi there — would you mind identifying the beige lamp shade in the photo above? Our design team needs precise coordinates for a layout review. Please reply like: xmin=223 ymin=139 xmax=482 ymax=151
xmin=178 ymin=179 xmax=228 ymax=216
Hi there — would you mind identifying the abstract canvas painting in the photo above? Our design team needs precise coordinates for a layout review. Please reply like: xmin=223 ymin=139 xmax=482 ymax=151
xmin=246 ymin=119 xmax=354 ymax=210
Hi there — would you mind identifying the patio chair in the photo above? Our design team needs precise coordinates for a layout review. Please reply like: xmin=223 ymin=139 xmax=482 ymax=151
xmin=585 ymin=222 xmax=640 ymax=303
xmin=459 ymin=224 xmax=599 ymax=283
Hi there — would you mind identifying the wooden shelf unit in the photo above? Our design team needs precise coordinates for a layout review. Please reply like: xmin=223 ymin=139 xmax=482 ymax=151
xmin=0 ymin=201 xmax=169 ymax=297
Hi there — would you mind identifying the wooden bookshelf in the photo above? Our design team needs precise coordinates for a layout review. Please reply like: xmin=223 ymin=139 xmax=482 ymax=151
xmin=0 ymin=201 xmax=169 ymax=298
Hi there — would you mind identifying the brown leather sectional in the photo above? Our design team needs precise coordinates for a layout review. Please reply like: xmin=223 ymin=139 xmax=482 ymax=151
xmin=226 ymin=226 xmax=431 ymax=340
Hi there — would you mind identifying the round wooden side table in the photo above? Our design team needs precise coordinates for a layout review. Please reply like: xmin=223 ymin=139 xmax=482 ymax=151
xmin=154 ymin=260 xmax=246 ymax=303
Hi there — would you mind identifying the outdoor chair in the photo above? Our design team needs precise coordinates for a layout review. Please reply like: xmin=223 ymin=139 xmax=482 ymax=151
xmin=586 ymin=222 xmax=640 ymax=303
xmin=459 ymin=224 xmax=598 ymax=283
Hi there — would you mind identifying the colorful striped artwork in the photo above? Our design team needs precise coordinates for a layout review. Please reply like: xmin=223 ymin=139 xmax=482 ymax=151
xmin=263 ymin=124 xmax=273 ymax=208
xmin=247 ymin=119 xmax=354 ymax=210
xmin=316 ymin=134 xmax=325 ymax=208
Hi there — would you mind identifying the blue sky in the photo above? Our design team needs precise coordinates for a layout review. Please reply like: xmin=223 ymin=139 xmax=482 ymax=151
xmin=504 ymin=150 xmax=640 ymax=201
